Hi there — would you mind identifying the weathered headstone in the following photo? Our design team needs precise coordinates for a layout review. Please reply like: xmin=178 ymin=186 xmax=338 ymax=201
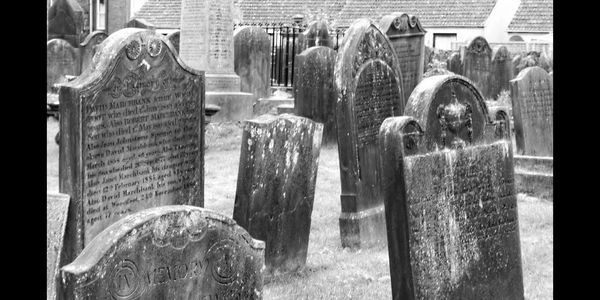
xmin=335 ymin=18 xmax=404 ymax=248
xmin=61 ymin=205 xmax=265 ymax=300
xmin=79 ymin=31 xmax=108 ymax=73
xmin=423 ymin=45 xmax=434 ymax=73
xmin=512 ymin=54 xmax=522 ymax=77
xmin=447 ymin=52 xmax=462 ymax=75
xmin=47 ymin=192 xmax=71 ymax=300
xmin=59 ymin=28 xmax=205 ymax=264
xmin=298 ymin=20 xmax=333 ymax=52
xmin=463 ymin=36 xmax=493 ymax=99
xmin=233 ymin=114 xmax=323 ymax=276
xmin=490 ymin=46 xmax=513 ymax=100
xmin=510 ymin=66 xmax=553 ymax=156
xmin=47 ymin=0 xmax=85 ymax=47
xmin=234 ymin=26 xmax=271 ymax=104
xmin=166 ymin=30 xmax=181 ymax=54
xmin=125 ymin=18 xmax=156 ymax=29
xmin=293 ymin=46 xmax=338 ymax=144
xmin=379 ymin=116 xmax=524 ymax=299
xmin=488 ymin=106 xmax=512 ymax=140
xmin=47 ymin=38 xmax=81 ymax=93
xmin=380 ymin=12 xmax=426 ymax=105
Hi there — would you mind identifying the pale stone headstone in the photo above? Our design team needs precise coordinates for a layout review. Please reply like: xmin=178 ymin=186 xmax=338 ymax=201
xmin=234 ymin=26 xmax=271 ymax=104
xmin=463 ymin=36 xmax=493 ymax=99
xmin=47 ymin=38 xmax=81 ymax=93
xmin=298 ymin=20 xmax=333 ymax=52
xmin=47 ymin=0 xmax=85 ymax=47
xmin=47 ymin=192 xmax=71 ymax=300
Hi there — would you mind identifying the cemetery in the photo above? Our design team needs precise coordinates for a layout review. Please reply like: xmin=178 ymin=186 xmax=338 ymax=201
xmin=48 ymin=0 xmax=552 ymax=299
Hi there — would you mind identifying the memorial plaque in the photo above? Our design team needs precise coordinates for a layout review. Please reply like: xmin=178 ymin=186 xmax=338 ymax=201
xmin=380 ymin=12 xmax=426 ymax=105
xmin=293 ymin=46 xmax=338 ymax=144
xmin=47 ymin=38 xmax=81 ymax=92
xmin=47 ymin=192 xmax=71 ymax=300
xmin=234 ymin=26 xmax=271 ymax=101
xmin=167 ymin=30 xmax=181 ymax=54
xmin=463 ymin=36 xmax=493 ymax=99
xmin=59 ymin=28 xmax=205 ymax=264
xmin=490 ymin=46 xmax=513 ymax=100
xmin=510 ymin=66 xmax=553 ymax=156
xmin=233 ymin=114 xmax=323 ymax=276
xmin=79 ymin=31 xmax=108 ymax=73
xmin=298 ymin=20 xmax=333 ymax=52
xmin=447 ymin=52 xmax=462 ymax=75
xmin=61 ymin=205 xmax=265 ymax=300
xmin=379 ymin=117 xmax=524 ymax=300
xmin=335 ymin=18 xmax=404 ymax=248
xmin=47 ymin=0 xmax=85 ymax=47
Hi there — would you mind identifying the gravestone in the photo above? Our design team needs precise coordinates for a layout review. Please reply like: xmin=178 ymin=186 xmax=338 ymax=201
xmin=166 ymin=30 xmax=181 ymax=54
xmin=126 ymin=18 xmax=156 ymax=29
xmin=47 ymin=192 xmax=71 ymax=300
xmin=47 ymin=0 xmax=85 ymax=47
xmin=512 ymin=54 xmax=522 ymax=77
xmin=298 ymin=20 xmax=333 ymax=52
xmin=79 ymin=31 xmax=108 ymax=73
xmin=335 ymin=18 xmax=404 ymax=248
xmin=490 ymin=46 xmax=513 ymax=100
xmin=423 ymin=46 xmax=434 ymax=73
xmin=463 ymin=36 xmax=493 ymax=99
xmin=447 ymin=52 xmax=462 ymax=75
xmin=58 ymin=28 xmax=205 ymax=264
xmin=404 ymin=74 xmax=495 ymax=151
xmin=233 ymin=114 xmax=322 ymax=276
xmin=61 ymin=205 xmax=265 ymax=300
xmin=510 ymin=66 xmax=553 ymax=156
xmin=379 ymin=116 xmax=524 ymax=299
xmin=379 ymin=12 xmax=426 ymax=105
xmin=234 ymin=26 xmax=271 ymax=105
xmin=422 ymin=67 xmax=452 ymax=78
xmin=488 ymin=106 xmax=512 ymax=141
xmin=293 ymin=46 xmax=338 ymax=144
xmin=47 ymin=38 xmax=81 ymax=93
xmin=179 ymin=0 xmax=254 ymax=121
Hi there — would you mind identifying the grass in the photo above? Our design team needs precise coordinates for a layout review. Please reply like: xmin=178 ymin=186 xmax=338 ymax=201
xmin=47 ymin=119 xmax=552 ymax=299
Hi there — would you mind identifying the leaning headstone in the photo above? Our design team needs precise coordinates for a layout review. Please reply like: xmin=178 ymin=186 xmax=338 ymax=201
xmin=47 ymin=192 xmax=71 ymax=300
xmin=447 ymin=52 xmax=462 ymax=75
xmin=79 ymin=31 xmax=108 ymax=73
xmin=379 ymin=12 xmax=426 ymax=105
xmin=234 ymin=26 xmax=271 ymax=104
xmin=166 ymin=30 xmax=180 ymax=54
xmin=379 ymin=116 xmax=524 ymax=300
xmin=463 ymin=36 xmax=493 ymax=99
xmin=335 ymin=18 xmax=404 ymax=248
xmin=293 ymin=46 xmax=338 ymax=144
xmin=233 ymin=114 xmax=323 ymax=276
xmin=61 ymin=206 xmax=265 ymax=300
xmin=47 ymin=0 xmax=85 ymax=47
xmin=510 ymin=66 xmax=553 ymax=156
xmin=125 ymin=18 xmax=156 ymax=29
xmin=490 ymin=46 xmax=513 ymax=100
xmin=58 ymin=28 xmax=205 ymax=264
xmin=47 ymin=38 xmax=81 ymax=93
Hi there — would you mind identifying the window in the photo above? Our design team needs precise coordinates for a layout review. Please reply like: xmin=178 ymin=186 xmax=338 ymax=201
xmin=93 ymin=0 xmax=106 ymax=30
xmin=433 ymin=33 xmax=457 ymax=50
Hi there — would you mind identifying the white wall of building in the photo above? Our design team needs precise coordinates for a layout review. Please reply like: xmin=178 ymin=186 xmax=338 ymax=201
xmin=484 ymin=0 xmax=521 ymax=43
xmin=424 ymin=27 xmax=484 ymax=50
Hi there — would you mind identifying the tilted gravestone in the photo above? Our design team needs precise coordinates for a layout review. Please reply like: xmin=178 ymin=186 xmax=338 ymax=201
xmin=490 ymin=46 xmax=513 ymax=100
xmin=47 ymin=0 xmax=85 ymax=47
xmin=463 ymin=36 xmax=493 ymax=99
xmin=447 ymin=52 xmax=462 ymax=75
xmin=61 ymin=205 xmax=265 ymax=300
xmin=234 ymin=26 xmax=271 ymax=104
xmin=293 ymin=46 xmax=338 ymax=144
xmin=335 ymin=18 xmax=404 ymax=248
xmin=233 ymin=114 xmax=323 ymax=276
xmin=379 ymin=116 xmax=524 ymax=299
xmin=47 ymin=38 xmax=81 ymax=93
xmin=166 ymin=30 xmax=181 ymax=54
xmin=510 ymin=66 xmax=553 ymax=156
xmin=79 ymin=31 xmax=108 ymax=73
xmin=59 ymin=28 xmax=205 ymax=264
xmin=47 ymin=192 xmax=71 ymax=300
xmin=379 ymin=12 xmax=426 ymax=106
xmin=298 ymin=20 xmax=333 ymax=52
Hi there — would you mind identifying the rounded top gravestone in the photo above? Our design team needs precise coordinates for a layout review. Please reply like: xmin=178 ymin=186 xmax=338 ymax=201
xmin=463 ymin=36 xmax=493 ymax=98
xmin=301 ymin=20 xmax=332 ymax=49
xmin=47 ymin=38 xmax=81 ymax=92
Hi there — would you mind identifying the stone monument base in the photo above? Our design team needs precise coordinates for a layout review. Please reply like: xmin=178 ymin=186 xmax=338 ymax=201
xmin=339 ymin=201 xmax=387 ymax=248
xmin=206 ymin=92 xmax=254 ymax=122
xmin=514 ymin=155 xmax=553 ymax=201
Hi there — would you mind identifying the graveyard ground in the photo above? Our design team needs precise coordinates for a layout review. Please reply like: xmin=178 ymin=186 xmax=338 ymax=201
xmin=47 ymin=118 xmax=553 ymax=300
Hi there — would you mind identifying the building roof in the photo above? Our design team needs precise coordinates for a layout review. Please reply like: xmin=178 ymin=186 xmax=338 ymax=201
xmin=508 ymin=0 xmax=553 ymax=32
xmin=236 ymin=0 xmax=347 ymax=25
xmin=134 ymin=0 xmax=181 ymax=29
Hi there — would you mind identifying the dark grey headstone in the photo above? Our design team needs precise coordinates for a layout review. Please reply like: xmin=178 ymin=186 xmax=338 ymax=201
xmin=379 ymin=117 xmax=524 ymax=300
xmin=510 ymin=66 xmax=553 ymax=156
xmin=47 ymin=0 xmax=85 ymax=47
xmin=293 ymin=46 xmax=338 ymax=144
xmin=234 ymin=26 xmax=271 ymax=103
xmin=59 ymin=28 xmax=205 ymax=264
xmin=490 ymin=46 xmax=513 ymax=100
xmin=379 ymin=12 xmax=426 ymax=105
xmin=512 ymin=54 xmax=522 ymax=77
xmin=335 ymin=18 xmax=404 ymax=248
xmin=79 ymin=31 xmax=108 ymax=73
xmin=233 ymin=114 xmax=323 ymax=276
xmin=463 ymin=36 xmax=493 ymax=99
xmin=447 ymin=52 xmax=462 ymax=75
xmin=61 ymin=205 xmax=265 ymax=300
xmin=166 ymin=30 xmax=181 ymax=54
xmin=47 ymin=38 xmax=81 ymax=93
xmin=47 ymin=192 xmax=71 ymax=300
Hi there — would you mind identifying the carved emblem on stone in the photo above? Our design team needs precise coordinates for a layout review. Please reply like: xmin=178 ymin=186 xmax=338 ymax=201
xmin=393 ymin=15 xmax=409 ymax=32
xmin=205 ymin=239 xmax=240 ymax=285
xmin=126 ymin=40 xmax=142 ymax=60
xmin=109 ymin=77 xmax=123 ymax=99
xmin=109 ymin=259 xmax=141 ymax=300
xmin=147 ymin=38 xmax=162 ymax=57
xmin=436 ymin=88 xmax=473 ymax=149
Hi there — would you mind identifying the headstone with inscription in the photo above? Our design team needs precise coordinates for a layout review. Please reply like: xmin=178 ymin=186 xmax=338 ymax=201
xmin=47 ymin=192 xmax=71 ymax=300
xmin=510 ymin=66 xmax=553 ymax=156
xmin=234 ymin=26 xmax=271 ymax=105
xmin=298 ymin=20 xmax=333 ymax=52
xmin=379 ymin=12 xmax=426 ymax=105
xmin=47 ymin=0 xmax=85 ymax=47
xmin=490 ymin=46 xmax=513 ymax=100
xmin=293 ymin=46 xmax=337 ymax=144
xmin=463 ymin=36 xmax=493 ymax=99
xmin=79 ymin=31 xmax=108 ymax=73
xmin=447 ymin=52 xmax=462 ymax=75
xmin=47 ymin=38 xmax=81 ymax=93
xmin=179 ymin=0 xmax=254 ymax=122
xmin=58 ymin=28 xmax=205 ymax=264
xmin=335 ymin=18 xmax=404 ymax=248
xmin=61 ymin=205 xmax=265 ymax=300
xmin=379 ymin=116 xmax=524 ymax=300
xmin=233 ymin=114 xmax=323 ymax=276
xmin=166 ymin=30 xmax=181 ymax=54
